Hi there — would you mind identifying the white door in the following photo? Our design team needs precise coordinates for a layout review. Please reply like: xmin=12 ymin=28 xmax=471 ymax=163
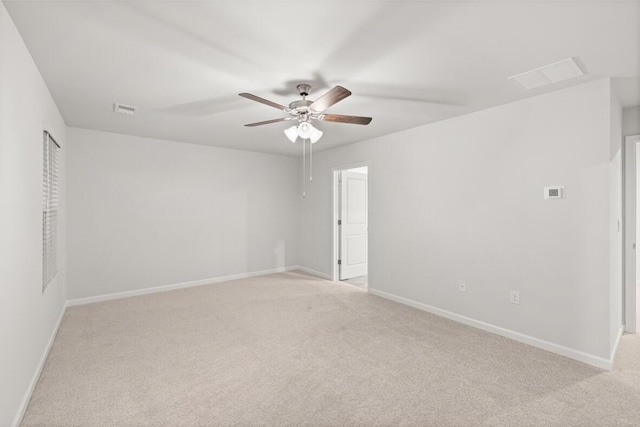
xmin=339 ymin=171 xmax=368 ymax=280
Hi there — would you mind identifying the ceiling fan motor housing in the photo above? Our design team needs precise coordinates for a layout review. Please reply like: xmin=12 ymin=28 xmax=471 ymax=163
xmin=291 ymin=85 xmax=314 ymax=120
xmin=289 ymin=99 xmax=313 ymax=113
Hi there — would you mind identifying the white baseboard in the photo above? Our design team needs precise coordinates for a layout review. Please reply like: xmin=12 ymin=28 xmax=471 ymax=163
xmin=12 ymin=304 xmax=67 ymax=427
xmin=67 ymin=266 xmax=299 ymax=307
xmin=294 ymin=266 xmax=333 ymax=281
xmin=15 ymin=271 xmax=619 ymax=427
xmin=368 ymin=288 xmax=615 ymax=370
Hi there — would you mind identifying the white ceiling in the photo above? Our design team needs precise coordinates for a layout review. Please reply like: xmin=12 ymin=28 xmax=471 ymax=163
xmin=5 ymin=0 xmax=640 ymax=156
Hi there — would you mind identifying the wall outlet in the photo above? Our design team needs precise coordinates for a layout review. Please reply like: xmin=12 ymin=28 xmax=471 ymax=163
xmin=510 ymin=291 xmax=520 ymax=305
xmin=458 ymin=280 xmax=466 ymax=293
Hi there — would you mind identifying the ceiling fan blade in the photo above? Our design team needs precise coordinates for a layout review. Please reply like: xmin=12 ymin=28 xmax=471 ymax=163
xmin=309 ymin=86 xmax=352 ymax=112
xmin=239 ymin=93 xmax=288 ymax=111
xmin=244 ymin=117 xmax=292 ymax=127
xmin=321 ymin=114 xmax=372 ymax=125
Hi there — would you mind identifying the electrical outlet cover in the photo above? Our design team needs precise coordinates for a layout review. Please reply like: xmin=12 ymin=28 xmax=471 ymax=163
xmin=510 ymin=291 xmax=520 ymax=305
xmin=458 ymin=280 xmax=466 ymax=293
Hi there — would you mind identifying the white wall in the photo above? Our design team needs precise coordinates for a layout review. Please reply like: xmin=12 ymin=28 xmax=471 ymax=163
xmin=299 ymin=79 xmax=618 ymax=361
xmin=66 ymin=128 xmax=299 ymax=299
xmin=623 ymin=106 xmax=640 ymax=137
xmin=0 ymin=2 xmax=67 ymax=426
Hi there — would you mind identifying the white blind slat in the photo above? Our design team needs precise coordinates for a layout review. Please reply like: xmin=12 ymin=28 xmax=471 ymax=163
xmin=42 ymin=131 xmax=60 ymax=292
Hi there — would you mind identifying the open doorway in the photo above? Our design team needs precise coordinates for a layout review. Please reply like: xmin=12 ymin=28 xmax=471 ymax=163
xmin=333 ymin=165 xmax=368 ymax=289
xmin=624 ymin=135 xmax=640 ymax=333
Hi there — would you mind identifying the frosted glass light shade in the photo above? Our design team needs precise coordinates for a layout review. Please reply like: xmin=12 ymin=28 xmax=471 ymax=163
xmin=309 ymin=127 xmax=323 ymax=143
xmin=284 ymin=126 xmax=298 ymax=143
xmin=297 ymin=122 xmax=314 ymax=139
xmin=285 ymin=122 xmax=323 ymax=144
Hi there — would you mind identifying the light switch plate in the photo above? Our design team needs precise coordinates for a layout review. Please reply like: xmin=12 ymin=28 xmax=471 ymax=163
xmin=510 ymin=291 xmax=520 ymax=305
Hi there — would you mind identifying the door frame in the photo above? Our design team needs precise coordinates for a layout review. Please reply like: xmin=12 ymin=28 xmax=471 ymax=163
xmin=624 ymin=134 xmax=640 ymax=333
xmin=332 ymin=161 xmax=370 ymax=285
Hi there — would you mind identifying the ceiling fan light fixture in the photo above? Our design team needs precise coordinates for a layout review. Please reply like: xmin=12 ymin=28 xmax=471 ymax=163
xmin=297 ymin=121 xmax=314 ymax=139
xmin=284 ymin=125 xmax=298 ymax=143
xmin=309 ymin=127 xmax=323 ymax=144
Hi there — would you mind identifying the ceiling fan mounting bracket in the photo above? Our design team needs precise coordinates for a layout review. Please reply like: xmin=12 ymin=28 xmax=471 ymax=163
xmin=296 ymin=83 xmax=311 ymax=98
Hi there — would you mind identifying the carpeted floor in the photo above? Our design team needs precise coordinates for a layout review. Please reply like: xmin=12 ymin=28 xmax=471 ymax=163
xmin=22 ymin=271 xmax=640 ymax=426
xmin=342 ymin=275 xmax=367 ymax=289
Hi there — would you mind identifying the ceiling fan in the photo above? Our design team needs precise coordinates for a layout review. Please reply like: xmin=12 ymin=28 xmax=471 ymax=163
xmin=239 ymin=84 xmax=372 ymax=143
xmin=239 ymin=84 xmax=372 ymax=198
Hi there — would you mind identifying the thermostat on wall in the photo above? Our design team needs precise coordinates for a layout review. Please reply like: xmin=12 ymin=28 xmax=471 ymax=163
xmin=544 ymin=186 xmax=565 ymax=199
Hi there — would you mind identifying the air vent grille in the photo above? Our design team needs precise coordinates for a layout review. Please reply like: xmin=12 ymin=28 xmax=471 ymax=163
xmin=508 ymin=58 xmax=584 ymax=90
xmin=113 ymin=103 xmax=137 ymax=115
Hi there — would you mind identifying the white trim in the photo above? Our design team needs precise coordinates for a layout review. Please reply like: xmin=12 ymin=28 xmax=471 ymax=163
xmin=13 ymin=272 xmax=621 ymax=426
xmin=66 ymin=266 xmax=298 ymax=307
xmin=623 ymin=134 xmax=640 ymax=333
xmin=331 ymin=161 xmax=371 ymax=284
xmin=369 ymin=288 xmax=615 ymax=370
xmin=295 ymin=266 xmax=333 ymax=281
xmin=12 ymin=304 xmax=67 ymax=427
xmin=610 ymin=325 xmax=624 ymax=367
xmin=332 ymin=169 xmax=340 ymax=282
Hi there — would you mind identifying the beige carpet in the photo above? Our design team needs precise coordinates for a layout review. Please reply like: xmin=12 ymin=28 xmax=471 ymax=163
xmin=341 ymin=275 xmax=367 ymax=289
xmin=22 ymin=271 xmax=640 ymax=426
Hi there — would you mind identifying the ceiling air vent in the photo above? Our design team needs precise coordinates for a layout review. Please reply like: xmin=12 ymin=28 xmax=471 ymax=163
xmin=508 ymin=58 xmax=584 ymax=90
xmin=113 ymin=103 xmax=137 ymax=115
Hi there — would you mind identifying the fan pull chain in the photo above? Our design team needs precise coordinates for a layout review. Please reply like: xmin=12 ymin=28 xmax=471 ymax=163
xmin=302 ymin=138 xmax=306 ymax=198
xmin=309 ymin=139 xmax=313 ymax=183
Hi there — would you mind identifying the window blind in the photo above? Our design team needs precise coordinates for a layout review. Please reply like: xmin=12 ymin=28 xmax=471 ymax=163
xmin=42 ymin=131 xmax=60 ymax=292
